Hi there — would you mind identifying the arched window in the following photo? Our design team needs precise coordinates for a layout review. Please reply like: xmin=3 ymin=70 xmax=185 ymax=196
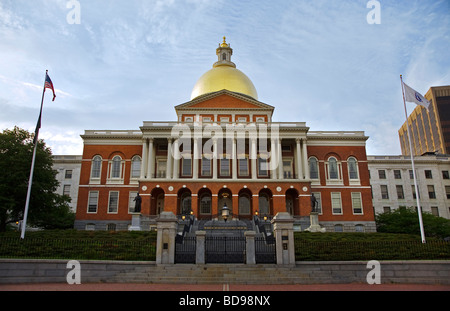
xmin=131 ymin=156 xmax=141 ymax=178
xmin=111 ymin=156 xmax=122 ymax=178
xmin=91 ymin=155 xmax=102 ymax=179
xmin=347 ymin=157 xmax=359 ymax=180
xmin=328 ymin=157 xmax=338 ymax=179
xmin=239 ymin=193 xmax=251 ymax=215
xmin=199 ymin=192 xmax=212 ymax=215
xmin=222 ymin=53 xmax=226 ymax=60
xmin=259 ymin=193 xmax=270 ymax=215
xmin=309 ymin=157 xmax=319 ymax=179
xmin=180 ymin=191 xmax=191 ymax=215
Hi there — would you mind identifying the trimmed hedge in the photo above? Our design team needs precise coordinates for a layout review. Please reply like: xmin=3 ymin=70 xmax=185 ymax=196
xmin=0 ymin=230 xmax=156 ymax=261
xmin=294 ymin=232 xmax=450 ymax=261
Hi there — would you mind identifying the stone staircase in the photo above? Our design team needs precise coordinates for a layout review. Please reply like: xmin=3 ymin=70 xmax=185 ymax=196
xmin=109 ymin=264 xmax=318 ymax=284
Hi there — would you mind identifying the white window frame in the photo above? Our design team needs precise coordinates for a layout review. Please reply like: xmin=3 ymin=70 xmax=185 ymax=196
xmin=90 ymin=155 xmax=102 ymax=184
xmin=108 ymin=191 xmax=119 ymax=214
xmin=87 ymin=191 xmax=99 ymax=214
xmin=331 ymin=192 xmax=342 ymax=215
xmin=107 ymin=156 xmax=124 ymax=184
xmin=130 ymin=155 xmax=141 ymax=180
xmin=351 ymin=192 xmax=363 ymax=215
xmin=347 ymin=157 xmax=360 ymax=185
xmin=309 ymin=157 xmax=320 ymax=182
xmin=326 ymin=157 xmax=343 ymax=185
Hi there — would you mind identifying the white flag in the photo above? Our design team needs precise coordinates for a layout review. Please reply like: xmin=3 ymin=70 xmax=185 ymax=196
xmin=402 ymin=81 xmax=431 ymax=110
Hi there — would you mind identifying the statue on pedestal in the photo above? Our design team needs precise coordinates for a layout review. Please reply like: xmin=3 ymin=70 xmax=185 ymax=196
xmin=310 ymin=193 xmax=318 ymax=213
xmin=133 ymin=193 xmax=142 ymax=213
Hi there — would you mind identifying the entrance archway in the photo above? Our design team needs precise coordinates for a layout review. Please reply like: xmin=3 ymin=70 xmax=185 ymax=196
xmin=285 ymin=188 xmax=299 ymax=216
xmin=198 ymin=188 xmax=212 ymax=219
xmin=258 ymin=188 xmax=273 ymax=216
xmin=218 ymin=188 xmax=233 ymax=218
xmin=238 ymin=188 xmax=252 ymax=219
xmin=150 ymin=188 xmax=165 ymax=215
xmin=178 ymin=188 xmax=192 ymax=215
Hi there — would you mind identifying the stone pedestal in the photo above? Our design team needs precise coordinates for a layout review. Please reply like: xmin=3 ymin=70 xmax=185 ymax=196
xmin=195 ymin=231 xmax=206 ymax=264
xmin=305 ymin=212 xmax=326 ymax=233
xmin=128 ymin=213 xmax=141 ymax=231
xmin=271 ymin=212 xmax=295 ymax=265
xmin=156 ymin=212 xmax=178 ymax=265
xmin=244 ymin=231 xmax=256 ymax=265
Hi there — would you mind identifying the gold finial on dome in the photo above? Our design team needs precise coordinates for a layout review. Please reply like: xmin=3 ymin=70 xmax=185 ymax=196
xmin=220 ymin=36 xmax=229 ymax=47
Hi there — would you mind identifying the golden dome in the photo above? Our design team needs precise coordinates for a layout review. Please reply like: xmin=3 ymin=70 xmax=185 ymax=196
xmin=190 ymin=38 xmax=258 ymax=100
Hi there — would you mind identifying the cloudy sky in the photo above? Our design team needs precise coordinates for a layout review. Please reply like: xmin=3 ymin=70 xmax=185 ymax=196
xmin=0 ymin=0 xmax=449 ymax=155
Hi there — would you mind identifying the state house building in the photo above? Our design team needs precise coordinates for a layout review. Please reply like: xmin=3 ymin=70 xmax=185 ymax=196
xmin=75 ymin=38 xmax=376 ymax=232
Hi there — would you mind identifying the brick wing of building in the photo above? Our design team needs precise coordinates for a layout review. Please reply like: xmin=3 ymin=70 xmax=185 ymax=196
xmin=75 ymin=38 xmax=376 ymax=232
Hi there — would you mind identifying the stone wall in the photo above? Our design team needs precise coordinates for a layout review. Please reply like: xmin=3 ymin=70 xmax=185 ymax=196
xmin=1 ymin=259 xmax=448 ymax=285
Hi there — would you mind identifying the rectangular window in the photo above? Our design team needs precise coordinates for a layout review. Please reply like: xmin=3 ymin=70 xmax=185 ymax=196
xmin=396 ymin=185 xmax=404 ymax=199
xmin=181 ymin=158 xmax=192 ymax=177
xmin=431 ymin=206 xmax=439 ymax=217
xmin=156 ymin=160 xmax=167 ymax=178
xmin=378 ymin=170 xmax=386 ymax=179
xmin=87 ymin=191 xmax=99 ymax=213
xmin=331 ymin=192 xmax=342 ymax=214
xmin=238 ymin=158 xmax=249 ymax=176
xmin=258 ymin=158 xmax=269 ymax=177
xmin=425 ymin=170 xmax=433 ymax=179
xmin=220 ymin=158 xmax=230 ymax=176
xmin=128 ymin=191 xmax=138 ymax=213
xmin=351 ymin=192 xmax=363 ymax=214
xmin=428 ymin=185 xmax=436 ymax=199
xmin=65 ymin=170 xmax=73 ymax=179
xmin=63 ymin=185 xmax=71 ymax=196
xmin=383 ymin=206 xmax=391 ymax=213
xmin=443 ymin=171 xmax=449 ymax=179
xmin=393 ymin=170 xmax=401 ymax=179
xmin=446 ymin=186 xmax=450 ymax=199
xmin=283 ymin=159 xmax=293 ymax=179
xmin=381 ymin=185 xmax=389 ymax=199
xmin=108 ymin=191 xmax=119 ymax=213
xmin=201 ymin=157 xmax=212 ymax=177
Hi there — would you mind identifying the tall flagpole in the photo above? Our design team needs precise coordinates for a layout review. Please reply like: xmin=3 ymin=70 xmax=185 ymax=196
xmin=20 ymin=70 xmax=47 ymax=239
xmin=400 ymin=74 xmax=426 ymax=243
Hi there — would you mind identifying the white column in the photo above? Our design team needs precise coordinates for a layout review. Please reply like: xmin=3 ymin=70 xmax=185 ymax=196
xmin=213 ymin=138 xmax=218 ymax=179
xmin=271 ymin=138 xmax=277 ymax=180
xmin=140 ymin=139 xmax=148 ymax=179
xmin=251 ymin=137 xmax=257 ymax=180
xmin=166 ymin=138 xmax=172 ymax=180
xmin=173 ymin=139 xmax=179 ymax=179
xmin=232 ymin=138 xmax=237 ymax=179
xmin=278 ymin=138 xmax=283 ymax=179
xmin=193 ymin=138 xmax=199 ymax=179
xmin=147 ymin=138 xmax=154 ymax=179
xmin=302 ymin=139 xmax=309 ymax=180
xmin=296 ymin=138 xmax=303 ymax=180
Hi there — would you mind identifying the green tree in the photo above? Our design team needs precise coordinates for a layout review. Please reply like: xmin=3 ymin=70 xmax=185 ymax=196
xmin=0 ymin=127 xmax=74 ymax=231
xmin=376 ymin=207 xmax=450 ymax=239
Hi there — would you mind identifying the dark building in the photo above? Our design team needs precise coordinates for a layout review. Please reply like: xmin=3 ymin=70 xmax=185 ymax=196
xmin=399 ymin=86 xmax=450 ymax=156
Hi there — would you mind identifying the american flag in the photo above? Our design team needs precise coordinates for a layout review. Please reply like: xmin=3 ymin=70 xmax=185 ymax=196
xmin=44 ymin=72 xmax=56 ymax=101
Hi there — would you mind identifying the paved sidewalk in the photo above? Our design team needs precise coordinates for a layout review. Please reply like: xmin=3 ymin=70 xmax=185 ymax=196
xmin=1 ymin=282 xmax=449 ymax=291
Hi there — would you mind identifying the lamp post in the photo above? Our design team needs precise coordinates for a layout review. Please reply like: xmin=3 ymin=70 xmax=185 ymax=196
xmin=222 ymin=203 xmax=230 ymax=222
